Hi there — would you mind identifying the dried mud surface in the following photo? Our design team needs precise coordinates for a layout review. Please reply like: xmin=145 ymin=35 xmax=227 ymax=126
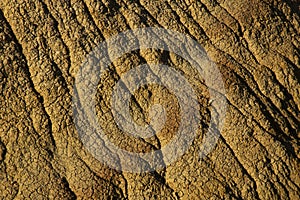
xmin=0 ymin=0 xmax=299 ymax=199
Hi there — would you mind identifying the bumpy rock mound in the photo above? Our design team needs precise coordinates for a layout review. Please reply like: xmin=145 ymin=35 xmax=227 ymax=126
xmin=0 ymin=0 xmax=299 ymax=199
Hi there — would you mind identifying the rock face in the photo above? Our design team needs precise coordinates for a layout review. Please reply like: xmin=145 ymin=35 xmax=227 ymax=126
xmin=0 ymin=0 xmax=299 ymax=199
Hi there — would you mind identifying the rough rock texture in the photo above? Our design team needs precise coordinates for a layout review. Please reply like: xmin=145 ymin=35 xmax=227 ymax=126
xmin=0 ymin=0 xmax=299 ymax=199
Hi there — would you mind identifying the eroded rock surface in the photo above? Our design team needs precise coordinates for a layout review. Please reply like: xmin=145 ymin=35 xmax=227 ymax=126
xmin=0 ymin=0 xmax=299 ymax=199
